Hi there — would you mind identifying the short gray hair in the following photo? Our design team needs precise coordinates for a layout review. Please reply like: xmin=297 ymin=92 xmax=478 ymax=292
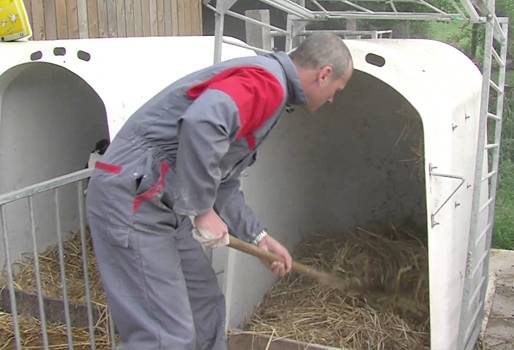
xmin=289 ymin=33 xmax=353 ymax=78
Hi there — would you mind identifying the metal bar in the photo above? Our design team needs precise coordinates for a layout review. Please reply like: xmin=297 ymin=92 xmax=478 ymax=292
xmin=465 ymin=16 xmax=494 ymax=289
xmin=484 ymin=143 xmax=499 ymax=150
xmin=479 ymin=14 xmax=510 ymax=317
xmin=29 ymin=196 xmax=50 ymax=349
xmin=0 ymin=169 xmax=93 ymax=206
xmin=341 ymin=0 xmax=375 ymax=13
xmin=458 ymin=0 xmax=480 ymax=22
xmin=429 ymin=170 xmax=465 ymax=218
xmin=309 ymin=11 xmax=461 ymax=21
xmin=475 ymin=222 xmax=492 ymax=246
xmin=464 ymin=299 xmax=484 ymax=341
xmin=447 ymin=0 xmax=466 ymax=18
xmin=417 ymin=0 xmax=448 ymax=15
xmin=222 ymin=38 xmax=273 ymax=54
xmin=285 ymin=13 xmax=295 ymax=52
xmin=479 ymin=197 xmax=494 ymax=214
xmin=77 ymin=181 xmax=96 ymax=350
xmin=388 ymin=0 xmax=398 ymax=13
xmin=458 ymin=21 xmax=497 ymax=349
xmin=491 ymin=48 xmax=505 ymax=67
xmin=464 ymin=320 xmax=483 ymax=350
xmin=493 ymin=15 xmax=507 ymax=43
xmin=487 ymin=112 xmax=501 ymax=121
xmin=497 ymin=16 xmax=508 ymax=24
xmin=320 ymin=0 xmax=439 ymax=2
xmin=54 ymin=189 xmax=74 ymax=350
xmin=300 ymin=29 xmax=391 ymax=36
xmin=481 ymin=170 xmax=497 ymax=182
xmin=108 ymin=307 xmax=117 ymax=347
xmin=213 ymin=0 xmax=225 ymax=64
xmin=0 ymin=206 xmax=22 ymax=350
xmin=258 ymin=0 xmax=316 ymax=19
xmin=468 ymin=276 xmax=486 ymax=310
xmin=270 ymin=30 xmax=286 ymax=37
xmin=471 ymin=250 xmax=488 ymax=279
xmin=464 ymin=19 xmax=510 ymax=350
xmin=310 ymin=0 xmax=329 ymax=12
xmin=489 ymin=79 xmax=502 ymax=95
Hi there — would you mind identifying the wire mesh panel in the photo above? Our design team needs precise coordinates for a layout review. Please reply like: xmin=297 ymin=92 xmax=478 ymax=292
xmin=0 ymin=169 xmax=117 ymax=350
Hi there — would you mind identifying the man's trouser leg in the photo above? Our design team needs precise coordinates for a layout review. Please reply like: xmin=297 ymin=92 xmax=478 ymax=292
xmin=87 ymin=175 xmax=226 ymax=349
xmin=174 ymin=221 xmax=227 ymax=350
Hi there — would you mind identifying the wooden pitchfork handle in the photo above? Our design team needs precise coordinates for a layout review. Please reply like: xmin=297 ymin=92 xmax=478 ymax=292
xmin=228 ymin=235 xmax=362 ymax=292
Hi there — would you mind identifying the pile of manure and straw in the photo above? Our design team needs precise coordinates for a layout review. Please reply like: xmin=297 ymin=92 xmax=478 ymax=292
xmin=244 ymin=225 xmax=430 ymax=350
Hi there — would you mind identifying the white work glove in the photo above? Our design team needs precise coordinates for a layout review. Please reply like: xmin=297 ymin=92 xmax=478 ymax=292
xmin=192 ymin=227 xmax=229 ymax=248
xmin=191 ymin=209 xmax=229 ymax=248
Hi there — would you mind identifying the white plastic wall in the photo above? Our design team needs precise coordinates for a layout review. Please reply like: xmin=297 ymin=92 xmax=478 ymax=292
xmin=0 ymin=62 xmax=108 ymax=267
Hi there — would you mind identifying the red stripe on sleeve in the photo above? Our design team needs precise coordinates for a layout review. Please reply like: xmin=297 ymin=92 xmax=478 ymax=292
xmin=187 ymin=66 xmax=284 ymax=149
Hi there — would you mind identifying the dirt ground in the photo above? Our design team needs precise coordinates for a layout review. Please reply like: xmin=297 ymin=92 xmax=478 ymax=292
xmin=481 ymin=249 xmax=514 ymax=349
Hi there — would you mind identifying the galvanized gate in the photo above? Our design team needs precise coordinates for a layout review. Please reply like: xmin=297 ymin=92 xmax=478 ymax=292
xmin=0 ymin=168 xmax=118 ymax=349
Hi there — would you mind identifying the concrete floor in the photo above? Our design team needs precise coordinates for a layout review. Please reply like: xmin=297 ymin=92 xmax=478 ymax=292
xmin=481 ymin=249 xmax=514 ymax=349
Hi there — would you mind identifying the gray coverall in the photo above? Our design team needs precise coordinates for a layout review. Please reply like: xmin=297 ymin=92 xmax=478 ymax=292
xmin=86 ymin=52 xmax=306 ymax=350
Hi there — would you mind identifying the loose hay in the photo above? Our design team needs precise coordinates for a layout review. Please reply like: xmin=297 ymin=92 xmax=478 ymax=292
xmin=245 ymin=226 xmax=430 ymax=350
xmin=8 ymin=231 xmax=105 ymax=305
xmin=0 ymin=231 xmax=115 ymax=349
xmin=0 ymin=307 xmax=112 ymax=350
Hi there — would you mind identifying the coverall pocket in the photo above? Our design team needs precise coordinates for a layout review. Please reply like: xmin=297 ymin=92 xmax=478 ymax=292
xmin=133 ymin=150 xmax=157 ymax=196
xmin=102 ymin=226 xmax=145 ymax=298
xmin=104 ymin=225 xmax=130 ymax=248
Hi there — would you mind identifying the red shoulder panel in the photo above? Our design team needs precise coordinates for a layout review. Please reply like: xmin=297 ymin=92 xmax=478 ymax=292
xmin=187 ymin=66 xmax=285 ymax=149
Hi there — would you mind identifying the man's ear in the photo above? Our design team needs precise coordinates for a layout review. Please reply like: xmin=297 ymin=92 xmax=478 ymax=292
xmin=318 ymin=65 xmax=333 ymax=86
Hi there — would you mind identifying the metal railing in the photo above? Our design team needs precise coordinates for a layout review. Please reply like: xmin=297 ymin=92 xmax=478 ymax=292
xmin=0 ymin=168 xmax=117 ymax=350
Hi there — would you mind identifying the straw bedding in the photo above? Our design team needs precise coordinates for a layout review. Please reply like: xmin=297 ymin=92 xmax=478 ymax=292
xmin=0 ymin=232 xmax=113 ymax=349
xmin=0 ymin=307 xmax=112 ymax=350
xmin=1 ymin=225 xmax=429 ymax=349
xmin=245 ymin=226 xmax=430 ymax=350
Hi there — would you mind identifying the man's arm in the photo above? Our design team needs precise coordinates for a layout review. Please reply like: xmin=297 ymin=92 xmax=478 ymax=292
xmin=214 ymin=177 xmax=263 ymax=243
xmin=171 ymin=89 xmax=238 ymax=217
xmin=215 ymin=177 xmax=292 ymax=275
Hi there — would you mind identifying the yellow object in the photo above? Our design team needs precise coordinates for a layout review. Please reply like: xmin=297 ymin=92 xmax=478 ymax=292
xmin=0 ymin=0 xmax=31 ymax=41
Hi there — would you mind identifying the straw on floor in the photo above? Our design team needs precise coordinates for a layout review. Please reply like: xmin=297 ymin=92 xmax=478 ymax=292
xmin=244 ymin=225 xmax=430 ymax=350
xmin=0 ymin=231 xmax=114 ymax=350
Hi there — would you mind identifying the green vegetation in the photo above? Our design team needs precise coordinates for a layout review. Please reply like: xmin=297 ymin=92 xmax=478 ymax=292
xmin=495 ymin=70 xmax=514 ymax=250
xmin=494 ymin=158 xmax=514 ymax=249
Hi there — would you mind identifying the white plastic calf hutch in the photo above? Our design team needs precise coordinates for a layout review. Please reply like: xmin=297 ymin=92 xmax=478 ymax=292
xmin=0 ymin=37 xmax=489 ymax=350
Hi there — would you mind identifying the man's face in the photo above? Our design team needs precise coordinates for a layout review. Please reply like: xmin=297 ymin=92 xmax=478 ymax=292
xmin=304 ymin=65 xmax=352 ymax=112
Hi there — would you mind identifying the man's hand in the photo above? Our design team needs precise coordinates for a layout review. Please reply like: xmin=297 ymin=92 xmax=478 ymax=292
xmin=258 ymin=235 xmax=292 ymax=277
xmin=193 ymin=208 xmax=229 ymax=248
